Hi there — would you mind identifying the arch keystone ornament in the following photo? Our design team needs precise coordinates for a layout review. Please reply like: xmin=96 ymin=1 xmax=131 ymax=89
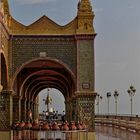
xmin=0 ymin=0 xmax=97 ymax=132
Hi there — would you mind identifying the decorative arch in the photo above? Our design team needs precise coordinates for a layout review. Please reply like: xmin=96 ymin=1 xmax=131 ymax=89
xmin=0 ymin=53 xmax=8 ymax=90
xmin=12 ymin=57 xmax=75 ymax=90
xmin=12 ymin=57 xmax=76 ymax=122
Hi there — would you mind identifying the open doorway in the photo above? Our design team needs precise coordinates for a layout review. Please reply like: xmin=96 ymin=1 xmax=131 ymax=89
xmin=39 ymin=88 xmax=65 ymax=121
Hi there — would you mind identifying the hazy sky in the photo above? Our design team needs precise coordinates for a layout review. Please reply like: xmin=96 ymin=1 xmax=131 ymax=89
xmin=8 ymin=0 xmax=140 ymax=115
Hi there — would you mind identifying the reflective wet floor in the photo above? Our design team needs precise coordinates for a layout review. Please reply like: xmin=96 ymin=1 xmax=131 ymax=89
xmin=95 ymin=125 xmax=140 ymax=140
xmin=0 ymin=125 xmax=140 ymax=140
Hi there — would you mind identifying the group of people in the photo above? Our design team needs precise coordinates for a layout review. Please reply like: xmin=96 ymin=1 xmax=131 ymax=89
xmin=46 ymin=110 xmax=65 ymax=122
xmin=27 ymin=109 xmax=66 ymax=123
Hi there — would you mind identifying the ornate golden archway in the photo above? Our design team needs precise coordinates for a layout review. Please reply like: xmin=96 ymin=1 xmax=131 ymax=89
xmin=12 ymin=58 xmax=76 ymax=122
xmin=0 ymin=0 xmax=96 ymax=131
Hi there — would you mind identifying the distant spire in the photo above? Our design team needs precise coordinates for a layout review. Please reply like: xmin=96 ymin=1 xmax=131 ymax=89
xmin=76 ymin=0 xmax=95 ymax=34
xmin=45 ymin=89 xmax=52 ymax=105
xmin=78 ymin=0 xmax=93 ymax=14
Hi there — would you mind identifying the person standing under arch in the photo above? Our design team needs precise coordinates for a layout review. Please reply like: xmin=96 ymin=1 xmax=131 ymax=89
xmin=27 ymin=109 xmax=32 ymax=122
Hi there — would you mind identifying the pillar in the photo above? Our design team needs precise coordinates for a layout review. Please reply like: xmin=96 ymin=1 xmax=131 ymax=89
xmin=30 ymin=101 xmax=34 ymax=120
xmin=75 ymin=92 xmax=96 ymax=131
xmin=65 ymin=99 xmax=70 ymax=121
xmin=34 ymin=102 xmax=39 ymax=120
xmin=13 ymin=95 xmax=21 ymax=122
xmin=21 ymin=98 xmax=26 ymax=121
xmin=34 ymin=97 xmax=39 ymax=119
xmin=71 ymin=95 xmax=77 ymax=122
xmin=0 ymin=90 xmax=13 ymax=130
xmin=32 ymin=102 xmax=36 ymax=120
xmin=75 ymin=35 xmax=96 ymax=131
xmin=26 ymin=100 xmax=30 ymax=121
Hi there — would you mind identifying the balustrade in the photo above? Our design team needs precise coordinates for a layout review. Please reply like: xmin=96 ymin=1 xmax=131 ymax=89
xmin=95 ymin=114 xmax=140 ymax=133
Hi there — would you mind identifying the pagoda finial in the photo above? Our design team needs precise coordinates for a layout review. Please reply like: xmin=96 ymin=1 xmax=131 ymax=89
xmin=76 ymin=0 xmax=95 ymax=34
xmin=43 ymin=88 xmax=53 ymax=113
xmin=45 ymin=89 xmax=52 ymax=105
xmin=78 ymin=0 xmax=93 ymax=14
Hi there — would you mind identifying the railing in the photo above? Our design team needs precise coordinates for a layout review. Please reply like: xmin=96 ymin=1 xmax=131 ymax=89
xmin=95 ymin=114 xmax=140 ymax=133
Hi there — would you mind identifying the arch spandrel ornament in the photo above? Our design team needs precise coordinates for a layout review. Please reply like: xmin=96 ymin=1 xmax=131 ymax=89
xmin=10 ymin=16 xmax=95 ymax=35
xmin=10 ymin=16 xmax=78 ymax=35
xmin=9 ymin=0 xmax=95 ymax=35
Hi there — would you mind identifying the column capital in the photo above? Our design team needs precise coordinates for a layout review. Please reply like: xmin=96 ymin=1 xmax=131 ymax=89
xmin=1 ymin=90 xmax=16 ymax=96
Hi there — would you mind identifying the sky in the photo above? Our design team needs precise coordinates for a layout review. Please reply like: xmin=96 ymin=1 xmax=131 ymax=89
xmin=8 ymin=0 xmax=140 ymax=115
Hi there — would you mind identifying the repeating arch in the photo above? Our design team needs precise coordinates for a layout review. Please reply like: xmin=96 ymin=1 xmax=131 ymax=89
xmin=12 ymin=57 xmax=76 ymax=121
xmin=0 ymin=53 xmax=8 ymax=90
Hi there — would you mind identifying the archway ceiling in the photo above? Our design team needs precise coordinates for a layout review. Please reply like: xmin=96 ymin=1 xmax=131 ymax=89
xmin=16 ymin=60 xmax=74 ymax=101
xmin=31 ymin=82 xmax=66 ymax=101
xmin=25 ymin=75 xmax=69 ymax=100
